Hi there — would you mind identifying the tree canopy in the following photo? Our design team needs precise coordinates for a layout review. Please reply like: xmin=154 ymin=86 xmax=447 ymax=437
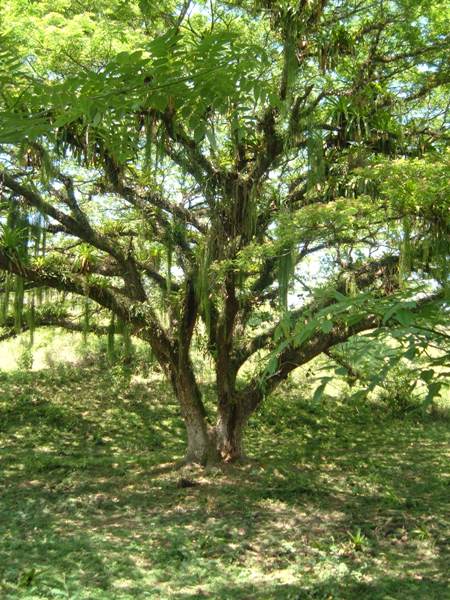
xmin=0 ymin=0 xmax=449 ymax=463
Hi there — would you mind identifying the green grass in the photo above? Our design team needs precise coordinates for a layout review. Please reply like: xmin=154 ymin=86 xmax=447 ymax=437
xmin=0 ymin=364 xmax=449 ymax=599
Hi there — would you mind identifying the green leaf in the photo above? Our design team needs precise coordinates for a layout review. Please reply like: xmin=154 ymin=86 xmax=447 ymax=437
xmin=332 ymin=290 xmax=347 ymax=302
xmin=312 ymin=377 xmax=332 ymax=402
xmin=422 ymin=381 xmax=442 ymax=407
xmin=92 ymin=111 xmax=102 ymax=127
xmin=293 ymin=322 xmax=316 ymax=348
xmin=404 ymin=345 xmax=416 ymax=360
xmin=420 ymin=369 xmax=435 ymax=383
xmin=320 ymin=319 xmax=333 ymax=334
xmin=335 ymin=366 xmax=349 ymax=376
xmin=382 ymin=303 xmax=401 ymax=325
xmin=350 ymin=389 xmax=367 ymax=402
xmin=265 ymin=355 xmax=278 ymax=377
xmin=395 ymin=308 xmax=414 ymax=327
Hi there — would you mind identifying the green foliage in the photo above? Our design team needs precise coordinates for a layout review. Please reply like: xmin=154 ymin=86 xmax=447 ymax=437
xmin=0 ymin=0 xmax=449 ymax=454
xmin=107 ymin=312 xmax=115 ymax=362
xmin=377 ymin=365 xmax=423 ymax=416
xmin=277 ymin=244 xmax=295 ymax=311
xmin=16 ymin=343 xmax=33 ymax=371
xmin=195 ymin=241 xmax=213 ymax=334
xmin=347 ymin=528 xmax=370 ymax=553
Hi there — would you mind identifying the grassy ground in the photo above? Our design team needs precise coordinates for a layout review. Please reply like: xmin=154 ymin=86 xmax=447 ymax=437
xmin=0 ymin=359 xmax=449 ymax=599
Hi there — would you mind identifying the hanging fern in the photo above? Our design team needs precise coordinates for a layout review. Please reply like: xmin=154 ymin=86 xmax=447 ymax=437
xmin=116 ymin=316 xmax=133 ymax=364
xmin=166 ymin=236 xmax=173 ymax=295
xmin=107 ymin=312 xmax=116 ymax=362
xmin=398 ymin=218 xmax=412 ymax=286
xmin=13 ymin=275 xmax=25 ymax=333
xmin=280 ymin=9 xmax=299 ymax=105
xmin=277 ymin=245 xmax=295 ymax=311
xmin=82 ymin=297 xmax=90 ymax=345
xmin=143 ymin=111 xmax=157 ymax=174
xmin=154 ymin=126 xmax=166 ymax=176
xmin=345 ymin=273 xmax=358 ymax=296
xmin=242 ymin=187 xmax=258 ymax=240
xmin=26 ymin=293 xmax=36 ymax=346
xmin=306 ymin=121 xmax=325 ymax=191
xmin=0 ymin=273 xmax=11 ymax=325
xmin=122 ymin=322 xmax=133 ymax=364
xmin=0 ymin=199 xmax=30 ymax=331
xmin=195 ymin=242 xmax=212 ymax=335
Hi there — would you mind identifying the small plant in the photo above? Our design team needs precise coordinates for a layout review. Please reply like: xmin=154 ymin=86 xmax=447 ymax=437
xmin=412 ymin=525 xmax=436 ymax=546
xmin=378 ymin=366 xmax=420 ymax=416
xmin=17 ymin=345 xmax=33 ymax=371
xmin=347 ymin=527 xmax=369 ymax=552
xmin=17 ymin=567 xmax=37 ymax=588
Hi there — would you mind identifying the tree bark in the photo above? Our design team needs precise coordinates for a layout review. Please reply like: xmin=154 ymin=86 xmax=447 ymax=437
xmin=215 ymin=398 xmax=248 ymax=462
xmin=184 ymin=418 xmax=218 ymax=465
xmin=171 ymin=361 xmax=219 ymax=465
xmin=216 ymin=410 xmax=245 ymax=462
xmin=173 ymin=364 xmax=247 ymax=464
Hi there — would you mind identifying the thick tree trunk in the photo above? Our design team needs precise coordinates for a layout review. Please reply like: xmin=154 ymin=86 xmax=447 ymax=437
xmin=170 ymin=361 xmax=219 ymax=465
xmin=215 ymin=400 xmax=247 ymax=462
xmin=175 ymin=382 xmax=248 ymax=464
xmin=184 ymin=419 xmax=218 ymax=465
xmin=169 ymin=343 xmax=251 ymax=464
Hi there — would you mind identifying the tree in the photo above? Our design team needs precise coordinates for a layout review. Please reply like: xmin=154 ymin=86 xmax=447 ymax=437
xmin=0 ymin=0 xmax=449 ymax=463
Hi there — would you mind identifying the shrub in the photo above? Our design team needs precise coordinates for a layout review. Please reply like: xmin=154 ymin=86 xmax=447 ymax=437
xmin=377 ymin=366 xmax=420 ymax=416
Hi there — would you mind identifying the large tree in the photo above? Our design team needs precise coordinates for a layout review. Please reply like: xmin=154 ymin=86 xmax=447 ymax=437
xmin=0 ymin=0 xmax=449 ymax=463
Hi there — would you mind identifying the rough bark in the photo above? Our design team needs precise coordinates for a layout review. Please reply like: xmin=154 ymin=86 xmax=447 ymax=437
xmin=184 ymin=418 xmax=218 ymax=466
xmin=172 ymin=353 xmax=248 ymax=464
xmin=171 ymin=360 xmax=219 ymax=465
xmin=215 ymin=399 xmax=247 ymax=462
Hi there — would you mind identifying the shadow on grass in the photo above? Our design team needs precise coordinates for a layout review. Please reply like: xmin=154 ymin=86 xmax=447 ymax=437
xmin=0 ymin=367 xmax=449 ymax=598
xmin=170 ymin=575 xmax=450 ymax=599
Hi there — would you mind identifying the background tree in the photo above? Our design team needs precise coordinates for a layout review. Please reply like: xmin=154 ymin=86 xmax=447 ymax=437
xmin=0 ymin=0 xmax=449 ymax=463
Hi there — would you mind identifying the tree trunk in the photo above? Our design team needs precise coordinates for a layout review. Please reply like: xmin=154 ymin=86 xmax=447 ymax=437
xmin=171 ymin=362 xmax=219 ymax=465
xmin=177 ymin=386 xmax=248 ymax=464
xmin=215 ymin=401 xmax=247 ymax=462
xmin=184 ymin=418 xmax=218 ymax=465
xmin=170 ymin=353 xmax=250 ymax=464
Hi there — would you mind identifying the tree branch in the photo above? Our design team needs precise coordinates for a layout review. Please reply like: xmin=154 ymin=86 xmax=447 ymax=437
xmin=240 ymin=290 xmax=444 ymax=415
xmin=0 ymin=167 xmax=148 ymax=301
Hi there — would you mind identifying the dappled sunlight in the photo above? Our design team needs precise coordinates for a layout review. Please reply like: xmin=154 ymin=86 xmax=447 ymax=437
xmin=0 ymin=0 xmax=448 ymax=595
xmin=1 ymin=366 xmax=449 ymax=598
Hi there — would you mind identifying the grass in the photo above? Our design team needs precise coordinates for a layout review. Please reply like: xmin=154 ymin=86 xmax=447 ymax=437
xmin=0 ymin=359 xmax=449 ymax=599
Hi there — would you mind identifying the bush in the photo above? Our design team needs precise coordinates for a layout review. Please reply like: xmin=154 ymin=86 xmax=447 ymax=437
xmin=17 ymin=345 xmax=33 ymax=371
xmin=377 ymin=366 xmax=420 ymax=416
